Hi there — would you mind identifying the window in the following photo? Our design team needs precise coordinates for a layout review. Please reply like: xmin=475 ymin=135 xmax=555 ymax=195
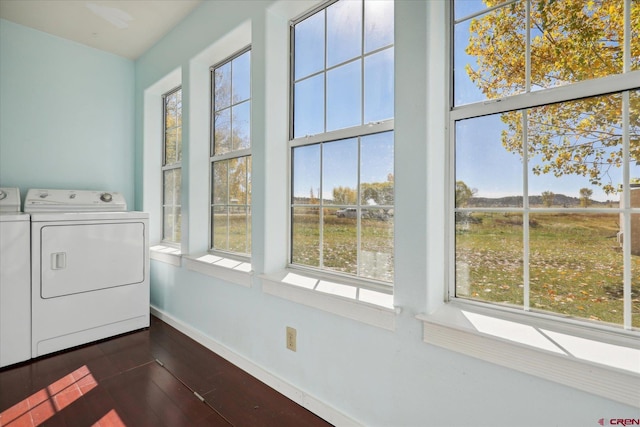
xmin=211 ymin=48 xmax=252 ymax=256
xmin=452 ymin=0 xmax=639 ymax=329
xmin=290 ymin=0 xmax=394 ymax=284
xmin=162 ymin=87 xmax=182 ymax=245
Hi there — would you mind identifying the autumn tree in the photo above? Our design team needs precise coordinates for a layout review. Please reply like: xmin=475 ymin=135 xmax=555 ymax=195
xmin=333 ymin=186 xmax=357 ymax=205
xmin=465 ymin=0 xmax=640 ymax=195
xmin=541 ymin=190 xmax=555 ymax=207
xmin=456 ymin=180 xmax=477 ymax=208
xmin=579 ymin=187 xmax=593 ymax=207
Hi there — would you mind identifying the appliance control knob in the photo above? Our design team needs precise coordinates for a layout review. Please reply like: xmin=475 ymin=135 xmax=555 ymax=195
xmin=100 ymin=193 xmax=113 ymax=202
xmin=0 ymin=190 xmax=5 ymax=200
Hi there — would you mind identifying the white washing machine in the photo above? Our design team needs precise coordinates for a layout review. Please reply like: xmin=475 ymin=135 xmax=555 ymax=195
xmin=0 ymin=187 xmax=31 ymax=368
xmin=25 ymin=189 xmax=149 ymax=358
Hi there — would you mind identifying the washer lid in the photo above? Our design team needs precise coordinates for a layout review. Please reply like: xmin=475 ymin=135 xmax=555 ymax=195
xmin=24 ymin=189 xmax=127 ymax=212
xmin=0 ymin=187 xmax=21 ymax=212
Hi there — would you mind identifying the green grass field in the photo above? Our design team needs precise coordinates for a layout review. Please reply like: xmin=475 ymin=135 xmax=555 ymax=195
xmin=456 ymin=212 xmax=639 ymax=327
xmin=291 ymin=209 xmax=394 ymax=282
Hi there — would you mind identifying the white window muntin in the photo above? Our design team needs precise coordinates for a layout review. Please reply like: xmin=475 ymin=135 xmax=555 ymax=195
xmin=210 ymin=46 xmax=252 ymax=257
xmin=289 ymin=0 xmax=395 ymax=286
xmin=162 ymin=86 xmax=182 ymax=245
xmin=450 ymin=1 xmax=639 ymax=330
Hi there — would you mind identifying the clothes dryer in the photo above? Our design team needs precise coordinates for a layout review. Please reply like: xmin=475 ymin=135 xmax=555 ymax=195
xmin=25 ymin=189 xmax=149 ymax=357
xmin=0 ymin=187 xmax=31 ymax=367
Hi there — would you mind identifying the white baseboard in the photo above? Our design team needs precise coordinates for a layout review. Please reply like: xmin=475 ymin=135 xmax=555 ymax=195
xmin=150 ymin=305 xmax=360 ymax=426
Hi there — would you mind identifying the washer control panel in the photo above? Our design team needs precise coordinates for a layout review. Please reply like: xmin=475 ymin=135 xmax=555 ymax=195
xmin=24 ymin=189 xmax=127 ymax=212
xmin=0 ymin=187 xmax=21 ymax=212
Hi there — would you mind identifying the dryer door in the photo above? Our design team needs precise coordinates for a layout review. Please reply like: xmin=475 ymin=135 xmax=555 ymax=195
xmin=40 ymin=222 xmax=145 ymax=298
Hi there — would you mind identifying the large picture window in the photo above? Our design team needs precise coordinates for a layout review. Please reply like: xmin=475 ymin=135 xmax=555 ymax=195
xmin=290 ymin=0 xmax=394 ymax=284
xmin=162 ymin=87 xmax=182 ymax=244
xmin=452 ymin=0 xmax=639 ymax=329
xmin=211 ymin=48 xmax=252 ymax=256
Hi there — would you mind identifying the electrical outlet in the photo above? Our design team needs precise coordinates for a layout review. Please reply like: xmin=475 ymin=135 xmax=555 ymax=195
xmin=286 ymin=326 xmax=297 ymax=352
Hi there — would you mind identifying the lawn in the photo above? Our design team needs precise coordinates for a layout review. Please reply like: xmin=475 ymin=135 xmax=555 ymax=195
xmin=456 ymin=212 xmax=640 ymax=327
xmin=291 ymin=209 xmax=394 ymax=282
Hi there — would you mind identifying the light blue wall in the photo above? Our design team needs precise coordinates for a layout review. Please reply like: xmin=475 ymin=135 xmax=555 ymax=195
xmin=0 ymin=19 xmax=135 ymax=207
xmin=135 ymin=1 xmax=637 ymax=426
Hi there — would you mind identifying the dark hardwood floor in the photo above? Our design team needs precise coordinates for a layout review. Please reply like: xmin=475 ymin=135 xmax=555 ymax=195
xmin=0 ymin=315 xmax=333 ymax=427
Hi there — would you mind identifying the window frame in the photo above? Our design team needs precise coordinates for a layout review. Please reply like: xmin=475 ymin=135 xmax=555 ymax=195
xmin=449 ymin=0 xmax=640 ymax=332
xmin=209 ymin=46 xmax=253 ymax=259
xmin=288 ymin=0 xmax=395 ymax=289
xmin=161 ymin=86 xmax=182 ymax=247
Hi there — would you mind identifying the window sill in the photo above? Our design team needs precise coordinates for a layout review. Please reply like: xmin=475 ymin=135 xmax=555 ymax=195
xmin=150 ymin=244 xmax=182 ymax=266
xmin=183 ymin=253 xmax=253 ymax=288
xmin=417 ymin=303 xmax=640 ymax=407
xmin=260 ymin=271 xmax=395 ymax=331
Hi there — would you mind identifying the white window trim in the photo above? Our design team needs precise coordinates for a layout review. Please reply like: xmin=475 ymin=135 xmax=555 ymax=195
xmin=288 ymin=1 xmax=396 ymax=287
xmin=418 ymin=303 xmax=640 ymax=408
xmin=161 ymin=86 xmax=183 ymax=246
xmin=183 ymin=253 xmax=252 ymax=287
xmin=420 ymin=1 xmax=640 ymax=407
xmin=150 ymin=244 xmax=182 ymax=266
xmin=210 ymin=46 xmax=253 ymax=257
xmin=260 ymin=270 xmax=396 ymax=331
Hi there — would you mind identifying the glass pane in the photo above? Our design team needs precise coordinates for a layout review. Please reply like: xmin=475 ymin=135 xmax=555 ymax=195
xmin=232 ymin=101 xmax=251 ymax=151
xmin=631 ymin=90 xmax=639 ymax=185
xmin=360 ymin=208 xmax=393 ymax=282
xmin=163 ymin=206 xmax=175 ymax=242
xmin=327 ymin=0 xmax=362 ymax=68
xmin=323 ymin=138 xmax=358 ymax=205
xmin=454 ymin=1 xmax=525 ymax=105
xmin=173 ymin=169 xmax=181 ymax=206
xmin=454 ymin=0 xmax=510 ymax=21
xmin=292 ymin=144 xmax=320 ymax=204
xmin=361 ymin=132 xmax=394 ymax=205
xmin=228 ymin=206 xmax=248 ymax=254
xmin=527 ymin=94 xmax=623 ymax=206
xmin=530 ymin=0 xmax=622 ymax=90
xmin=292 ymin=206 xmax=320 ymax=267
xmin=174 ymin=206 xmax=182 ymax=243
xmin=294 ymin=74 xmax=324 ymax=138
xmin=214 ymin=108 xmax=231 ymax=155
xmin=165 ymin=92 xmax=177 ymax=128
xmin=364 ymin=48 xmax=394 ymax=123
xmin=632 ymin=214 xmax=639 ymax=328
xmin=212 ymin=161 xmax=229 ymax=205
xmin=164 ymin=129 xmax=177 ymax=165
xmin=212 ymin=206 xmax=228 ymax=251
xmin=294 ymin=11 xmax=325 ymax=80
xmin=246 ymin=156 xmax=252 ymax=205
xmin=232 ymin=50 xmax=251 ymax=103
xmin=214 ymin=62 xmax=232 ymax=111
xmin=632 ymin=6 xmax=639 ymax=72
xmin=176 ymin=89 xmax=182 ymax=127
xmin=228 ymin=157 xmax=247 ymax=205
xmin=176 ymin=124 xmax=182 ymax=163
xmin=323 ymin=207 xmax=357 ymax=275
xmin=456 ymin=113 xmax=523 ymax=207
xmin=163 ymin=170 xmax=173 ymax=206
xmin=455 ymin=211 xmax=524 ymax=306
xmin=327 ymin=60 xmax=361 ymax=132
xmin=529 ymin=213 xmax=623 ymax=325
xmin=364 ymin=0 xmax=393 ymax=53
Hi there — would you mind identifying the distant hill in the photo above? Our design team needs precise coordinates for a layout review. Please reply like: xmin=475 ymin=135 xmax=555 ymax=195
xmin=467 ymin=194 xmax=615 ymax=208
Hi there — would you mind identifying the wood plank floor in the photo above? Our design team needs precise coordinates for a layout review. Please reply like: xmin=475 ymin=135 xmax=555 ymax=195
xmin=0 ymin=315 xmax=333 ymax=427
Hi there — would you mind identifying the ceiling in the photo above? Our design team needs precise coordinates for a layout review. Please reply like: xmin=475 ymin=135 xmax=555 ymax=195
xmin=0 ymin=0 xmax=202 ymax=60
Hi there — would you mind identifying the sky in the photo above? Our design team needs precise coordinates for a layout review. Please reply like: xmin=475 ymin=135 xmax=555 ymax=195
xmin=453 ymin=0 xmax=638 ymax=202
xmin=291 ymin=0 xmax=638 ymax=204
